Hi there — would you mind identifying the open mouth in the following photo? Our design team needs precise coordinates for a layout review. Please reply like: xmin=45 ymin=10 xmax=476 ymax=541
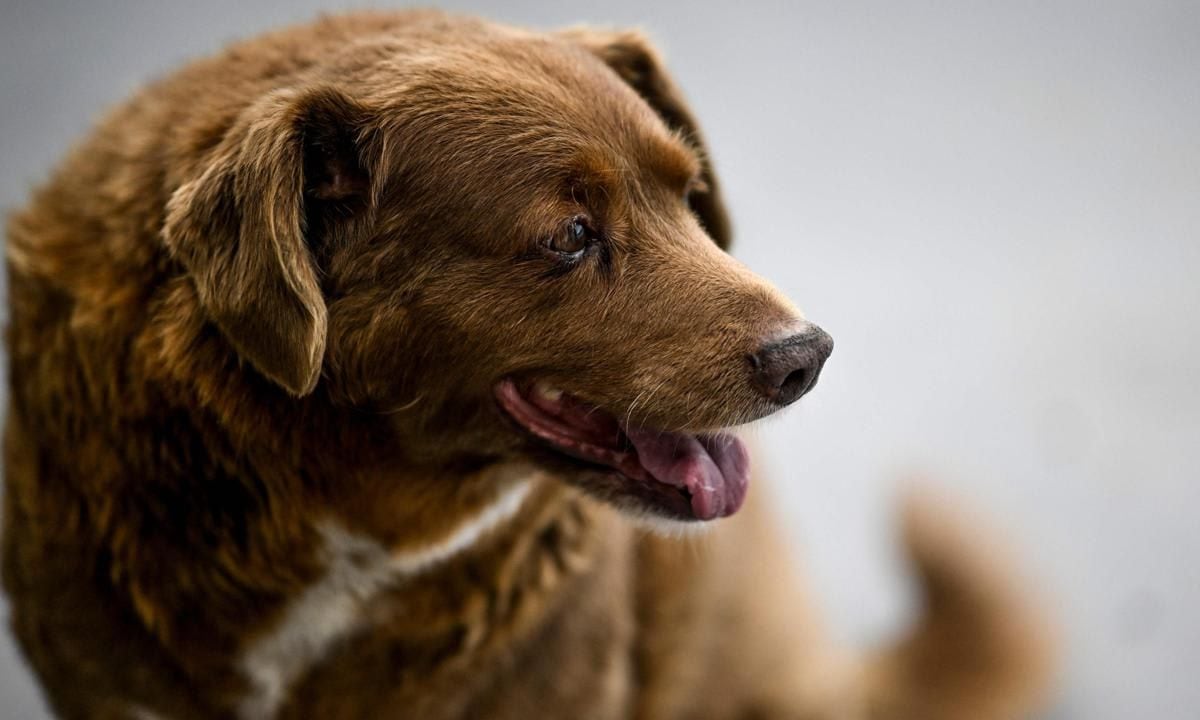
xmin=495 ymin=379 xmax=749 ymax=521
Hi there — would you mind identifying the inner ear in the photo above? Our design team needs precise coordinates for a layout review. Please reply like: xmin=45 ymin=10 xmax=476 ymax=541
xmin=302 ymin=112 xmax=369 ymax=202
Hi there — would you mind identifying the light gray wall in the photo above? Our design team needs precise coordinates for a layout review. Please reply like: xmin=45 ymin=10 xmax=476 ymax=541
xmin=1 ymin=1 xmax=1197 ymax=718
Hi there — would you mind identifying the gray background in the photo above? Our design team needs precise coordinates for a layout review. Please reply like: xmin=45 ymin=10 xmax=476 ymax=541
xmin=1 ymin=1 xmax=1197 ymax=718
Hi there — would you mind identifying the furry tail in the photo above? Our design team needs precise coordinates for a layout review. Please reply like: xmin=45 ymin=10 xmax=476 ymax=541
xmin=860 ymin=490 xmax=1058 ymax=720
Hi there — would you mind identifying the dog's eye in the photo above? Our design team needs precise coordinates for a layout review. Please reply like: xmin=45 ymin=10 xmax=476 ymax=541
xmin=683 ymin=175 xmax=708 ymax=202
xmin=547 ymin=217 xmax=593 ymax=257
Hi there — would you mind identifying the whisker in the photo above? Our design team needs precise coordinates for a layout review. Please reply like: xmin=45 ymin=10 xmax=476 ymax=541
xmin=624 ymin=384 xmax=652 ymax=432
xmin=378 ymin=394 xmax=424 ymax=415
xmin=633 ymin=376 xmax=672 ymax=431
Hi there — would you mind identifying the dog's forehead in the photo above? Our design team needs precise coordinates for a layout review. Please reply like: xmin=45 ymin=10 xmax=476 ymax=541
xmin=393 ymin=34 xmax=677 ymax=154
xmin=362 ymin=32 xmax=701 ymax=209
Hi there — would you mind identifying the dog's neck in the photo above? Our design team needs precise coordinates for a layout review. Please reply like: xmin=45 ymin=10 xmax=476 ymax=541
xmin=237 ymin=461 xmax=613 ymax=719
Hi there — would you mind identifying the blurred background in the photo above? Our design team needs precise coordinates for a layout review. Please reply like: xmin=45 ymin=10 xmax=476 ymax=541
xmin=1 ymin=1 xmax=1197 ymax=717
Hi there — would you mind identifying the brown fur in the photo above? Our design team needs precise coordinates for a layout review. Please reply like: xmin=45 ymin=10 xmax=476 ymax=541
xmin=3 ymin=10 xmax=1054 ymax=719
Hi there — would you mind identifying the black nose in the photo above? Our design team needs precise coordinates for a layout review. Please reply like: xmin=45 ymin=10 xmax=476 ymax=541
xmin=748 ymin=325 xmax=834 ymax=406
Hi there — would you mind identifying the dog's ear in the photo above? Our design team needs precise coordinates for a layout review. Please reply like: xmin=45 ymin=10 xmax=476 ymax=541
xmin=561 ymin=28 xmax=733 ymax=249
xmin=164 ymin=87 xmax=370 ymax=396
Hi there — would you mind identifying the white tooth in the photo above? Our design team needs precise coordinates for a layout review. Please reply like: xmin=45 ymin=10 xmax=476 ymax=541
xmin=534 ymin=381 xmax=564 ymax=402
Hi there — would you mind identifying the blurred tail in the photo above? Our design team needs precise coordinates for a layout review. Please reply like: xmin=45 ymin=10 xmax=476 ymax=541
xmin=859 ymin=490 xmax=1058 ymax=720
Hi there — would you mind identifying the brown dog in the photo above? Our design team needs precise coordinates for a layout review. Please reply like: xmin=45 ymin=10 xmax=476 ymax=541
xmin=3 ymin=10 xmax=1053 ymax=720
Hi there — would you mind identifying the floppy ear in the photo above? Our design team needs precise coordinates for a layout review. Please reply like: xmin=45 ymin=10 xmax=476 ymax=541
xmin=163 ymin=87 xmax=369 ymax=396
xmin=560 ymin=28 xmax=733 ymax=250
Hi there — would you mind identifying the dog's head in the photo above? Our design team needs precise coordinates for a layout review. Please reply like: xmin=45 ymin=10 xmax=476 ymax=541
xmin=163 ymin=24 xmax=831 ymax=523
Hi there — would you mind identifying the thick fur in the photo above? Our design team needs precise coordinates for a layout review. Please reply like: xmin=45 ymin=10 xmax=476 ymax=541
xmin=3 ymin=10 xmax=1054 ymax=720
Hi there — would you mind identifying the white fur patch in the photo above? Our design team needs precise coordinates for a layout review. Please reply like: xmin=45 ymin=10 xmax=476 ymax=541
xmin=129 ymin=707 xmax=168 ymax=720
xmin=236 ymin=480 xmax=532 ymax=719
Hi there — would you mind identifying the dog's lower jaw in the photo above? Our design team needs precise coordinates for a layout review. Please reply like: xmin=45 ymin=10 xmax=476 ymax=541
xmin=623 ymin=510 xmax=722 ymax=538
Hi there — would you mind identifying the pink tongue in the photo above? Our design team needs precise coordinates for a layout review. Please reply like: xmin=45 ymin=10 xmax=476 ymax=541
xmin=622 ymin=429 xmax=750 ymax=520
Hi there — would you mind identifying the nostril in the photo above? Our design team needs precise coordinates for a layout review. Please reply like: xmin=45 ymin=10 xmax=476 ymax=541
xmin=779 ymin=366 xmax=812 ymax=400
